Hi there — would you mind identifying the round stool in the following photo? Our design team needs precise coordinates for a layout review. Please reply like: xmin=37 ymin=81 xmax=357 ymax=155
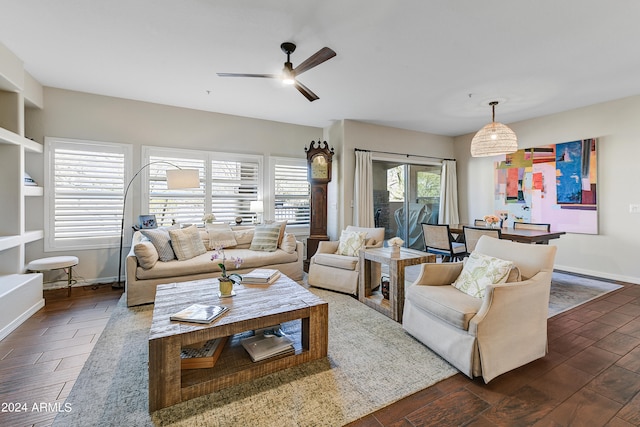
xmin=27 ymin=256 xmax=79 ymax=296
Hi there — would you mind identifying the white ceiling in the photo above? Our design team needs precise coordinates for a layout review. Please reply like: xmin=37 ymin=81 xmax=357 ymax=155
xmin=1 ymin=0 xmax=639 ymax=136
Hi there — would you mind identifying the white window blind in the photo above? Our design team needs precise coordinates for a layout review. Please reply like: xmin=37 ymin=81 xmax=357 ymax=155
xmin=143 ymin=147 xmax=262 ymax=225
xmin=274 ymin=159 xmax=310 ymax=225
xmin=45 ymin=137 xmax=132 ymax=251
xmin=147 ymin=155 xmax=205 ymax=226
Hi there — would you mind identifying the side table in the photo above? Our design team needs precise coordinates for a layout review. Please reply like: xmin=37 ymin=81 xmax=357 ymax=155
xmin=358 ymin=247 xmax=435 ymax=322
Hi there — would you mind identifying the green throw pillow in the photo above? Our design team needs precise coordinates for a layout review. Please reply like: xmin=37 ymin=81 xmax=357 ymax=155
xmin=336 ymin=230 xmax=367 ymax=257
xmin=452 ymin=251 xmax=514 ymax=298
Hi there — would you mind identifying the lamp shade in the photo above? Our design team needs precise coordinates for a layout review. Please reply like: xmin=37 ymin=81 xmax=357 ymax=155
xmin=470 ymin=122 xmax=518 ymax=157
xmin=470 ymin=101 xmax=518 ymax=157
xmin=166 ymin=169 xmax=200 ymax=189
xmin=250 ymin=200 xmax=264 ymax=213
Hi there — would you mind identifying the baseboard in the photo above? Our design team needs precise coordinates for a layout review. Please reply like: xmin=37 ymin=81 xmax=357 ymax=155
xmin=0 ymin=299 xmax=45 ymax=341
xmin=554 ymin=264 xmax=640 ymax=285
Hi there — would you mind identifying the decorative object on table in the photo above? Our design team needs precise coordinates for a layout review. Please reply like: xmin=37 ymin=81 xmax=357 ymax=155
xmin=181 ymin=336 xmax=228 ymax=369
xmin=138 ymin=214 xmax=157 ymax=229
xmin=235 ymin=216 xmax=243 ymax=225
xmin=170 ymin=303 xmax=229 ymax=324
xmin=240 ymin=268 xmax=281 ymax=285
xmin=381 ymin=275 xmax=390 ymax=299
xmin=115 ymin=161 xmax=199 ymax=289
xmin=23 ymin=172 xmax=38 ymax=186
xmin=470 ymin=100 xmax=518 ymax=157
xmin=211 ymin=245 xmax=243 ymax=297
xmin=483 ymin=214 xmax=501 ymax=228
xmin=249 ymin=200 xmax=264 ymax=224
xmin=202 ymin=213 xmax=216 ymax=224
xmin=498 ymin=211 xmax=509 ymax=228
xmin=388 ymin=237 xmax=404 ymax=257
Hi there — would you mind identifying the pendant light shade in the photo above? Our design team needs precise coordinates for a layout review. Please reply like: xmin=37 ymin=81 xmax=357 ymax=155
xmin=470 ymin=101 xmax=518 ymax=157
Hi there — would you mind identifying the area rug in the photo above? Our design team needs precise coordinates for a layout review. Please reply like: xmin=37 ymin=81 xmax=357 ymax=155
xmin=548 ymin=271 xmax=623 ymax=317
xmin=52 ymin=287 xmax=458 ymax=427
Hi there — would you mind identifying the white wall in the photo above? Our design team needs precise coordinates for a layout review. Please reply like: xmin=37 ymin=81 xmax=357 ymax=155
xmin=25 ymin=87 xmax=321 ymax=287
xmin=455 ymin=95 xmax=640 ymax=284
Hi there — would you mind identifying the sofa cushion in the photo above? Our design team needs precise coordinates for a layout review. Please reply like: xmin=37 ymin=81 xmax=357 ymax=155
xmin=206 ymin=223 xmax=237 ymax=249
xmin=133 ymin=241 xmax=159 ymax=269
xmin=406 ymin=283 xmax=483 ymax=330
xmin=313 ymin=253 xmax=359 ymax=271
xmin=168 ymin=225 xmax=207 ymax=261
xmin=250 ymin=223 xmax=281 ymax=252
xmin=141 ymin=227 xmax=177 ymax=262
xmin=135 ymin=247 xmax=298 ymax=280
xmin=337 ymin=230 xmax=367 ymax=256
xmin=452 ymin=251 xmax=514 ymax=298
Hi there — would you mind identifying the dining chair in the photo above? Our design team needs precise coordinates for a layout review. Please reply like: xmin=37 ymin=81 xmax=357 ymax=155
xmin=513 ymin=222 xmax=551 ymax=232
xmin=474 ymin=219 xmax=486 ymax=226
xmin=462 ymin=226 xmax=501 ymax=254
xmin=421 ymin=223 xmax=466 ymax=262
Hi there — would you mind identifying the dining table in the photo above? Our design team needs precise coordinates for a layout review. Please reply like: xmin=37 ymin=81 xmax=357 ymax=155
xmin=448 ymin=224 xmax=566 ymax=245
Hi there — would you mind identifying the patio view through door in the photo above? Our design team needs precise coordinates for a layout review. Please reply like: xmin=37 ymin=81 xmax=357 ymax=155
xmin=372 ymin=160 xmax=442 ymax=250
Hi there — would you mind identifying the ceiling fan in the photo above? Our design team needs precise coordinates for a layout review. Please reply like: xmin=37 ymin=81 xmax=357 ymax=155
xmin=217 ymin=42 xmax=336 ymax=102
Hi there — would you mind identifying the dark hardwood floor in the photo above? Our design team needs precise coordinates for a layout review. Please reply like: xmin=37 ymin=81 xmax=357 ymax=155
xmin=0 ymin=284 xmax=123 ymax=427
xmin=2 ymin=280 xmax=640 ymax=426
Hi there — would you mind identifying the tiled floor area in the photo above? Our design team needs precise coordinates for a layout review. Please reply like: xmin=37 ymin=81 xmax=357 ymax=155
xmin=1 ymin=280 xmax=640 ymax=426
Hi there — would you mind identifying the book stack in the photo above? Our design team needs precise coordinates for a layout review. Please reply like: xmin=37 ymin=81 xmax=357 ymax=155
xmin=240 ymin=332 xmax=294 ymax=362
xmin=240 ymin=268 xmax=281 ymax=285
xmin=181 ymin=336 xmax=228 ymax=369
xmin=170 ymin=303 xmax=229 ymax=324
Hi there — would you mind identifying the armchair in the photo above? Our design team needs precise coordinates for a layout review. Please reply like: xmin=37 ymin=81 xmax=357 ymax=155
xmin=308 ymin=226 xmax=385 ymax=295
xmin=402 ymin=235 xmax=557 ymax=383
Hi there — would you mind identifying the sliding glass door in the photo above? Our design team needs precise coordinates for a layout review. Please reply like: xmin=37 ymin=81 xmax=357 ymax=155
xmin=372 ymin=160 xmax=441 ymax=250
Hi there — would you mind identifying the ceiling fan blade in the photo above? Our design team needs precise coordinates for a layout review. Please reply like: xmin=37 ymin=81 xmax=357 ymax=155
xmin=216 ymin=73 xmax=279 ymax=78
xmin=293 ymin=47 xmax=336 ymax=76
xmin=294 ymin=81 xmax=319 ymax=102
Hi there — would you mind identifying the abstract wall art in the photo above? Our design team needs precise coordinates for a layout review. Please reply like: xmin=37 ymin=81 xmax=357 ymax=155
xmin=494 ymin=138 xmax=598 ymax=234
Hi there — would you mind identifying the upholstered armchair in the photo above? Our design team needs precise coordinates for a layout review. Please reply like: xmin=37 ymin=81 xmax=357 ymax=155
xmin=308 ymin=226 xmax=385 ymax=295
xmin=402 ymin=235 xmax=557 ymax=383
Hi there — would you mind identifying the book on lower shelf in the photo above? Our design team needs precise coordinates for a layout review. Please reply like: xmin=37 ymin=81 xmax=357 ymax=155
xmin=240 ymin=333 xmax=294 ymax=362
xmin=241 ymin=271 xmax=281 ymax=285
xmin=181 ymin=336 xmax=228 ymax=369
xmin=240 ymin=268 xmax=280 ymax=284
xmin=170 ymin=303 xmax=228 ymax=324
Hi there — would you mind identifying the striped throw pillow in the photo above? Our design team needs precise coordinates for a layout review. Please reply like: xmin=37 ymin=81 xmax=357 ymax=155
xmin=249 ymin=223 xmax=281 ymax=252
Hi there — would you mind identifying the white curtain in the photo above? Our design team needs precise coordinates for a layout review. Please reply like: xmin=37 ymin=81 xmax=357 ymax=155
xmin=354 ymin=150 xmax=375 ymax=227
xmin=439 ymin=159 xmax=460 ymax=225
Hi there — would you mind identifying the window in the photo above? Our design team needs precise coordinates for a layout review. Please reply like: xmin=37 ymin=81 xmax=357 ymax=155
xmin=45 ymin=137 xmax=132 ymax=251
xmin=143 ymin=146 xmax=263 ymax=225
xmin=272 ymin=158 xmax=310 ymax=225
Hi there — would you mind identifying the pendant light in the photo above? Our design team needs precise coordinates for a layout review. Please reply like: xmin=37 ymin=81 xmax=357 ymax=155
xmin=470 ymin=101 xmax=518 ymax=157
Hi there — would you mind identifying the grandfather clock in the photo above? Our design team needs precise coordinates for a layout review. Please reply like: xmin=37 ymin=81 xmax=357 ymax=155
xmin=305 ymin=141 xmax=334 ymax=267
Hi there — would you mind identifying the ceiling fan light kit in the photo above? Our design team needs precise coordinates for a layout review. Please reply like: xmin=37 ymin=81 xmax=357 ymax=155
xmin=470 ymin=101 xmax=518 ymax=157
xmin=217 ymin=42 xmax=336 ymax=101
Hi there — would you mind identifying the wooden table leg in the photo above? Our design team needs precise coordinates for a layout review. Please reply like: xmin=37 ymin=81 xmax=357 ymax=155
xmin=149 ymin=335 xmax=182 ymax=412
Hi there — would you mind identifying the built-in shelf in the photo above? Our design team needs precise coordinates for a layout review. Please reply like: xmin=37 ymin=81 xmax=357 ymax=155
xmin=24 ymin=185 xmax=43 ymax=196
xmin=23 ymin=230 xmax=44 ymax=244
xmin=0 ymin=235 xmax=21 ymax=252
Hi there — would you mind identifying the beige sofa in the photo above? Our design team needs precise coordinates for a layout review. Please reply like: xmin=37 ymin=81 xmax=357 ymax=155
xmin=402 ymin=235 xmax=557 ymax=383
xmin=125 ymin=227 xmax=303 ymax=306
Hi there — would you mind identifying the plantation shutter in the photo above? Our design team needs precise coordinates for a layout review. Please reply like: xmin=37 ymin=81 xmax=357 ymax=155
xmin=274 ymin=160 xmax=310 ymax=225
xmin=211 ymin=158 xmax=260 ymax=223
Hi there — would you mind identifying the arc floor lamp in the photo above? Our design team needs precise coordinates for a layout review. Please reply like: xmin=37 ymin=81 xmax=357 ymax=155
xmin=114 ymin=162 xmax=200 ymax=289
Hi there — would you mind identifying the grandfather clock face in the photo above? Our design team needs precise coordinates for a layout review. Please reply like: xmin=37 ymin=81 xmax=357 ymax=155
xmin=311 ymin=154 xmax=329 ymax=180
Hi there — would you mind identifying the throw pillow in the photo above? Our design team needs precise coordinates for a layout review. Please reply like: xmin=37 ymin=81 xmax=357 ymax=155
xmin=249 ymin=223 xmax=281 ymax=252
xmin=336 ymin=230 xmax=367 ymax=257
xmin=452 ymin=251 xmax=515 ymax=298
xmin=168 ymin=225 xmax=207 ymax=261
xmin=264 ymin=220 xmax=287 ymax=245
xmin=205 ymin=223 xmax=237 ymax=249
xmin=141 ymin=227 xmax=176 ymax=262
xmin=233 ymin=228 xmax=254 ymax=246
xmin=133 ymin=241 xmax=159 ymax=269
xmin=279 ymin=232 xmax=297 ymax=254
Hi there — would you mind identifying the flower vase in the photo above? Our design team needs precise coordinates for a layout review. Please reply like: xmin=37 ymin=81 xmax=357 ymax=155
xmin=390 ymin=245 xmax=400 ymax=257
xmin=218 ymin=278 xmax=234 ymax=297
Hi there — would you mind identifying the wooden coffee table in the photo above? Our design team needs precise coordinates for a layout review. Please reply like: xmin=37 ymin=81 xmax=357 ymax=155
xmin=148 ymin=274 xmax=328 ymax=412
